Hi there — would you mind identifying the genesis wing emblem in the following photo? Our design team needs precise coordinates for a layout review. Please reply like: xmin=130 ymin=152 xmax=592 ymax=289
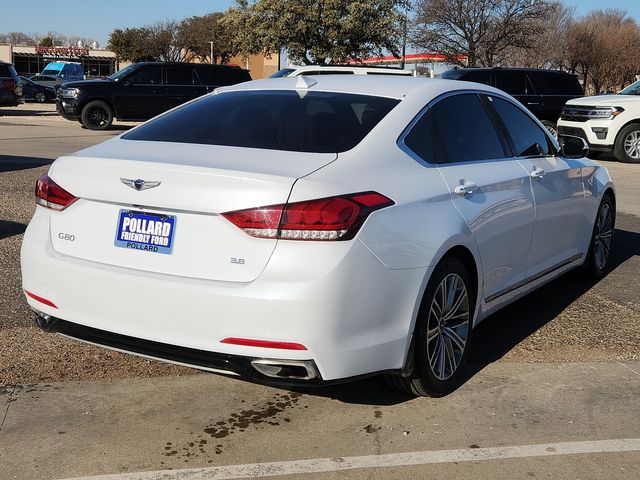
xmin=120 ymin=178 xmax=161 ymax=191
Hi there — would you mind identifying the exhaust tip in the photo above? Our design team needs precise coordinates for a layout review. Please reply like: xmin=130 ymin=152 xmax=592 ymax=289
xmin=251 ymin=359 xmax=319 ymax=381
xmin=33 ymin=311 xmax=58 ymax=332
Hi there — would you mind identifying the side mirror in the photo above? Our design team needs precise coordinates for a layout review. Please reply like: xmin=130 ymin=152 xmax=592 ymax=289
xmin=559 ymin=134 xmax=588 ymax=159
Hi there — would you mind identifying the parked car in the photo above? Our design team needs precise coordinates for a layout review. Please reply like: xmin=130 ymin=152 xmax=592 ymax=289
xmin=40 ymin=61 xmax=84 ymax=83
xmin=270 ymin=64 xmax=413 ymax=78
xmin=29 ymin=74 xmax=64 ymax=89
xmin=557 ymin=80 xmax=640 ymax=163
xmin=55 ymin=62 xmax=252 ymax=130
xmin=0 ymin=61 xmax=23 ymax=107
xmin=441 ymin=67 xmax=584 ymax=136
xmin=19 ymin=76 xmax=56 ymax=103
xmin=23 ymin=76 xmax=615 ymax=396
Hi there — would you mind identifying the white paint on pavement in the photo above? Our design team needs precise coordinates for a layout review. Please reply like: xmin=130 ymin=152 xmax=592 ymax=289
xmin=62 ymin=438 xmax=640 ymax=480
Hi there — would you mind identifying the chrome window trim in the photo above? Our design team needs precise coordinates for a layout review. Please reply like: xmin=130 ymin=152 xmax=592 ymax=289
xmin=397 ymin=89 xmax=559 ymax=167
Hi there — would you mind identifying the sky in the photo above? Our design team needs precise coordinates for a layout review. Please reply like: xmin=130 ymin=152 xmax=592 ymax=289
xmin=1 ymin=0 xmax=640 ymax=48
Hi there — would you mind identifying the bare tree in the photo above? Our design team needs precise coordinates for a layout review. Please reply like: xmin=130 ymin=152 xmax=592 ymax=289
xmin=564 ymin=9 xmax=640 ymax=94
xmin=1 ymin=31 xmax=36 ymax=46
xmin=412 ymin=0 xmax=555 ymax=67
xmin=503 ymin=2 xmax=575 ymax=69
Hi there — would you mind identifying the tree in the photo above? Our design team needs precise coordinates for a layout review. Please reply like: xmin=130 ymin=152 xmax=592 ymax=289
xmin=1 ymin=31 xmax=36 ymax=46
xmin=502 ymin=2 xmax=575 ymax=69
xmin=109 ymin=22 xmax=190 ymax=62
xmin=224 ymin=0 xmax=409 ymax=65
xmin=565 ymin=10 xmax=640 ymax=94
xmin=109 ymin=28 xmax=159 ymax=62
xmin=178 ymin=13 xmax=240 ymax=64
xmin=412 ymin=0 xmax=555 ymax=67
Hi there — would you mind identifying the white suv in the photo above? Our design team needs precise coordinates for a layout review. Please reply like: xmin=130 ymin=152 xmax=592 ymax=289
xmin=270 ymin=64 xmax=413 ymax=78
xmin=557 ymin=80 xmax=640 ymax=163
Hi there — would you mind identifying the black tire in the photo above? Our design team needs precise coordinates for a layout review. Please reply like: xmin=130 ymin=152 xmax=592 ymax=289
xmin=387 ymin=257 xmax=475 ymax=397
xmin=613 ymin=124 xmax=640 ymax=163
xmin=583 ymin=194 xmax=615 ymax=278
xmin=541 ymin=120 xmax=558 ymax=139
xmin=80 ymin=100 xmax=114 ymax=130
xmin=34 ymin=91 xmax=46 ymax=103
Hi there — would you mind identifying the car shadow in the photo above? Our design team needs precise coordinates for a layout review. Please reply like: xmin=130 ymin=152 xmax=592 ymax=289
xmin=277 ymin=224 xmax=640 ymax=406
xmin=0 ymin=155 xmax=52 ymax=173
xmin=0 ymin=108 xmax=57 ymax=117
xmin=0 ymin=220 xmax=27 ymax=240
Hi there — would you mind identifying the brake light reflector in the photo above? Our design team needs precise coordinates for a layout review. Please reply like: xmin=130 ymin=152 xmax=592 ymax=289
xmin=24 ymin=291 xmax=58 ymax=309
xmin=221 ymin=337 xmax=307 ymax=350
xmin=3 ymin=80 xmax=16 ymax=93
xmin=35 ymin=174 xmax=77 ymax=210
xmin=222 ymin=192 xmax=394 ymax=241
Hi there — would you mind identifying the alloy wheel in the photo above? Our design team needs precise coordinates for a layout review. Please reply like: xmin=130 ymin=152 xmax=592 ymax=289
xmin=594 ymin=201 xmax=614 ymax=270
xmin=87 ymin=106 xmax=109 ymax=128
xmin=426 ymin=273 xmax=470 ymax=381
xmin=623 ymin=131 xmax=640 ymax=159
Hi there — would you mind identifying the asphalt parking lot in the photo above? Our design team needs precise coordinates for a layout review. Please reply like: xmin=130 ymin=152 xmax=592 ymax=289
xmin=1 ymin=103 xmax=639 ymax=479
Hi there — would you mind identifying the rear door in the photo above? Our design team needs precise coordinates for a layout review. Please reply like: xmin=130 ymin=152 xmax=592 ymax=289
xmin=486 ymin=95 xmax=587 ymax=272
xmin=494 ymin=71 xmax=540 ymax=117
xmin=165 ymin=64 xmax=206 ymax=110
xmin=529 ymin=71 xmax=583 ymax=123
xmin=115 ymin=64 xmax=166 ymax=119
xmin=405 ymin=93 xmax=535 ymax=300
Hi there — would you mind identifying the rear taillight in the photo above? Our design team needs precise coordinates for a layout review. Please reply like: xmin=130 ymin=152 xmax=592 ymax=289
xmin=3 ymin=79 xmax=16 ymax=93
xmin=35 ymin=174 xmax=77 ymax=210
xmin=222 ymin=192 xmax=394 ymax=241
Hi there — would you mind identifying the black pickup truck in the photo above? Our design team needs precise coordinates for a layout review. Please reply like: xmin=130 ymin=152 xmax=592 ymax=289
xmin=56 ymin=62 xmax=252 ymax=130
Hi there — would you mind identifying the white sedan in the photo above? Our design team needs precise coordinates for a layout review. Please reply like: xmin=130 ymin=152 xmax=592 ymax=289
xmin=21 ymin=76 xmax=615 ymax=396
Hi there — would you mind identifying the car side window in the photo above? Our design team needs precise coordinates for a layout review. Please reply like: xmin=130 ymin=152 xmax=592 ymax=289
xmin=166 ymin=66 xmax=195 ymax=85
xmin=495 ymin=72 xmax=528 ymax=95
xmin=127 ymin=65 xmax=163 ymax=85
xmin=489 ymin=96 xmax=552 ymax=157
xmin=404 ymin=94 xmax=506 ymax=164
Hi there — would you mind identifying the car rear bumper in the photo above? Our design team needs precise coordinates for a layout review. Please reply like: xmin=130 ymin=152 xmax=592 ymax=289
xmin=21 ymin=207 xmax=427 ymax=382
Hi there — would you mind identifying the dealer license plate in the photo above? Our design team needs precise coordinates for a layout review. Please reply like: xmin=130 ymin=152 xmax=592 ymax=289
xmin=114 ymin=210 xmax=176 ymax=254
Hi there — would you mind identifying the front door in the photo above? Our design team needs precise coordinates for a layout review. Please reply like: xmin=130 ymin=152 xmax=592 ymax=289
xmin=410 ymin=93 xmax=536 ymax=301
xmin=486 ymin=95 xmax=586 ymax=273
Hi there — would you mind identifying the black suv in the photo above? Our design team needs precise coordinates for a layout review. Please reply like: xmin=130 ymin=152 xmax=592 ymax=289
xmin=0 ymin=61 xmax=24 ymax=107
xmin=441 ymin=68 xmax=583 ymax=135
xmin=56 ymin=62 xmax=252 ymax=130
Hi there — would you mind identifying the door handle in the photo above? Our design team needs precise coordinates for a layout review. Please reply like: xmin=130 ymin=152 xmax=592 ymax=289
xmin=530 ymin=168 xmax=546 ymax=180
xmin=453 ymin=182 xmax=478 ymax=196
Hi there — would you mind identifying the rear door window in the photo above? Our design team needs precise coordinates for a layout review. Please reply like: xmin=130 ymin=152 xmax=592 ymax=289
xmin=405 ymin=93 xmax=506 ymax=164
xmin=166 ymin=65 xmax=195 ymax=85
xmin=123 ymin=90 xmax=399 ymax=153
xmin=489 ymin=96 xmax=552 ymax=156
xmin=495 ymin=71 xmax=528 ymax=95
xmin=127 ymin=65 xmax=163 ymax=85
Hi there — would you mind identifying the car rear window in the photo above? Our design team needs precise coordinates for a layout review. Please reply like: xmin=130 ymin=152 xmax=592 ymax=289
xmin=123 ymin=90 xmax=400 ymax=153
xmin=0 ymin=63 xmax=17 ymax=77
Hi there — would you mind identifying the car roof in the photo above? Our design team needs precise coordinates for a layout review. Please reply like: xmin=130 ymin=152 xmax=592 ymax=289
xmin=446 ymin=67 xmax=575 ymax=76
xmin=217 ymin=75 xmax=504 ymax=100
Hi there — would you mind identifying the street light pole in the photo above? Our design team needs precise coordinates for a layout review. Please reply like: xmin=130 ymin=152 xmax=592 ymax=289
xmin=209 ymin=41 xmax=214 ymax=64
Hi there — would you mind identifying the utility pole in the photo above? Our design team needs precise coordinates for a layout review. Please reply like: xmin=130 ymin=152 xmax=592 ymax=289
xmin=209 ymin=41 xmax=214 ymax=64
xmin=400 ymin=10 xmax=408 ymax=69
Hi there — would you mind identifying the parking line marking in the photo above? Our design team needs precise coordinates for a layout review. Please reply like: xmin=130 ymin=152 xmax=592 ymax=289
xmin=63 ymin=438 xmax=640 ymax=480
